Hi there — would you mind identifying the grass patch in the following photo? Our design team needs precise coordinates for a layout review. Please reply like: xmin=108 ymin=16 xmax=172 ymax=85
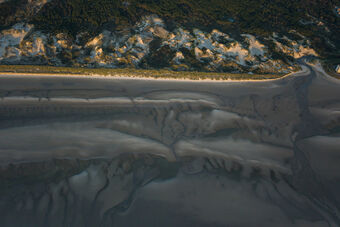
xmin=0 ymin=65 xmax=286 ymax=81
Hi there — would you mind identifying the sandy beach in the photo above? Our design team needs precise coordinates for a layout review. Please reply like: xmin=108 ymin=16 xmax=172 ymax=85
xmin=0 ymin=69 xmax=297 ymax=83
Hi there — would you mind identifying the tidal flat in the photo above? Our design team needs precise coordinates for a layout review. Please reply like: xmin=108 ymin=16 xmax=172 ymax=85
xmin=0 ymin=62 xmax=340 ymax=226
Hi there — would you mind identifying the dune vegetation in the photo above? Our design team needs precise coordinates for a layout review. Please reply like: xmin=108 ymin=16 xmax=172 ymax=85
xmin=0 ymin=65 xmax=285 ymax=80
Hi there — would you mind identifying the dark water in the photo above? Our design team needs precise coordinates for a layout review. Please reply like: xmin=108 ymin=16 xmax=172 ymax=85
xmin=0 ymin=63 xmax=340 ymax=226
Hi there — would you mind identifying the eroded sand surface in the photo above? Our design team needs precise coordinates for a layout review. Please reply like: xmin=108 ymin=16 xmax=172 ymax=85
xmin=0 ymin=61 xmax=340 ymax=226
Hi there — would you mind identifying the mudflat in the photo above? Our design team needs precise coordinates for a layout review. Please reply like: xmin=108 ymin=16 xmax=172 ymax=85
xmin=0 ymin=62 xmax=340 ymax=226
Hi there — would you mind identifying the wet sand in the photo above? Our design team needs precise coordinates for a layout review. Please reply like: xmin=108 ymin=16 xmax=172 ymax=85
xmin=0 ymin=61 xmax=339 ymax=226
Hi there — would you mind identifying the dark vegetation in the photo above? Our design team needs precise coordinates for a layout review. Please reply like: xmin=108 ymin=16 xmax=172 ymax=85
xmin=0 ymin=0 xmax=28 ymax=29
xmin=30 ymin=0 xmax=339 ymax=33
xmin=322 ymin=56 xmax=340 ymax=79
xmin=0 ymin=0 xmax=339 ymax=69
xmin=142 ymin=44 xmax=176 ymax=68
xmin=1 ymin=0 xmax=339 ymax=38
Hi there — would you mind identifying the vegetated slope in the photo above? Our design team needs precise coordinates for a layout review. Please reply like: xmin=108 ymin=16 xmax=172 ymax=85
xmin=23 ymin=0 xmax=340 ymax=52
xmin=0 ymin=0 xmax=339 ymax=73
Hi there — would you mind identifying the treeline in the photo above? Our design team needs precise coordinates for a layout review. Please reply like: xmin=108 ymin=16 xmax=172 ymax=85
xmin=1 ymin=0 xmax=338 ymax=35
xmin=27 ymin=0 xmax=337 ymax=35
xmin=0 ymin=0 xmax=34 ymax=29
